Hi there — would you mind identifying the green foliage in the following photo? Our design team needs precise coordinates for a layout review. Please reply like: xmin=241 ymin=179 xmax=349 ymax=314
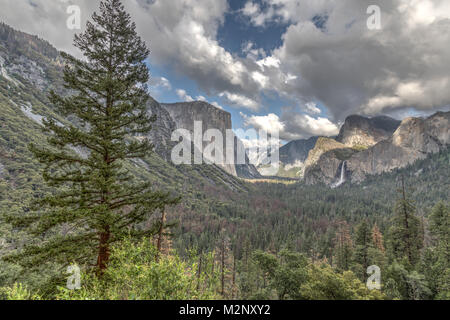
xmin=353 ymin=221 xmax=371 ymax=280
xmin=0 ymin=283 xmax=42 ymax=300
xmin=300 ymin=263 xmax=385 ymax=300
xmin=239 ymin=249 xmax=384 ymax=300
xmin=387 ymin=182 xmax=423 ymax=266
xmin=55 ymin=239 xmax=219 ymax=300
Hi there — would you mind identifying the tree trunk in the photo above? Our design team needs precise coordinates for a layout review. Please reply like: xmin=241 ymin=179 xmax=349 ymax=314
xmin=97 ymin=226 xmax=110 ymax=276
xmin=156 ymin=210 xmax=166 ymax=262
xmin=197 ymin=254 xmax=202 ymax=291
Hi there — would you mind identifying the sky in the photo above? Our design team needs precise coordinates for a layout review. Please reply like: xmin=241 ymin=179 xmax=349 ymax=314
xmin=1 ymin=0 xmax=449 ymax=145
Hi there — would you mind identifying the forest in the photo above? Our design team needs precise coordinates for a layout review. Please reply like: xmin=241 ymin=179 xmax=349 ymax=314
xmin=0 ymin=0 xmax=448 ymax=301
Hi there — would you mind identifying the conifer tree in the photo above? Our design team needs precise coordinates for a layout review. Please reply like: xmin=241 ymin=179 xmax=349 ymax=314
xmin=429 ymin=202 xmax=449 ymax=264
xmin=388 ymin=176 xmax=423 ymax=266
xmin=354 ymin=220 xmax=371 ymax=280
xmin=4 ymin=0 xmax=178 ymax=276
xmin=334 ymin=221 xmax=353 ymax=271
xmin=371 ymin=223 xmax=385 ymax=252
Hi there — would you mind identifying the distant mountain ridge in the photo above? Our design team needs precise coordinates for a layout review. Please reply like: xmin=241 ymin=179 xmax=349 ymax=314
xmin=258 ymin=111 xmax=449 ymax=186
xmin=336 ymin=114 xmax=400 ymax=147
xmin=303 ymin=111 xmax=450 ymax=185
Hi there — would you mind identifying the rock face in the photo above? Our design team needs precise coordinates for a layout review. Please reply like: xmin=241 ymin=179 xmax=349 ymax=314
xmin=303 ymin=138 xmax=357 ymax=185
xmin=280 ymin=136 xmax=319 ymax=166
xmin=146 ymin=97 xmax=177 ymax=161
xmin=0 ymin=22 xmax=62 ymax=91
xmin=336 ymin=115 xmax=400 ymax=148
xmin=161 ymin=101 xmax=260 ymax=178
xmin=347 ymin=111 xmax=450 ymax=182
xmin=303 ymin=111 xmax=449 ymax=185
xmin=256 ymin=136 xmax=318 ymax=178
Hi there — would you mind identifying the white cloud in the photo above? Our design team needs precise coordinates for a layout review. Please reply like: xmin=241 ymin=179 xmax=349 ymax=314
xmin=256 ymin=56 xmax=281 ymax=70
xmin=242 ymin=113 xmax=285 ymax=135
xmin=251 ymin=71 xmax=269 ymax=89
xmin=220 ymin=92 xmax=260 ymax=111
xmin=241 ymin=1 xmax=278 ymax=27
xmin=176 ymin=89 xmax=194 ymax=102
xmin=270 ymin=0 xmax=450 ymax=118
xmin=149 ymin=76 xmax=171 ymax=90
xmin=211 ymin=101 xmax=224 ymax=110
xmin=304 ymin=102 xmax=321 ymax=115
xmin=241 ymin=110 xmax=339 ymax=141
xmin=288 ymin=114 xmax=339 ymax=137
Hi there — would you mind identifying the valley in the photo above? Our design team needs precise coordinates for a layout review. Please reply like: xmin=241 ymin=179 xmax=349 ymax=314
xmin=0 ymin=15 xmax=448 ymax=301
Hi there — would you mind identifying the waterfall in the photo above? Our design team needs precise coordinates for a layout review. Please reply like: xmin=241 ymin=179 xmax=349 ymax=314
xmin=331 ymin=161 xmax=346 ymax=188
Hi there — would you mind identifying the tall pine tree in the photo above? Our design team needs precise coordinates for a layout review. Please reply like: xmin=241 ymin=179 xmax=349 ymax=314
xmin=353 ymin=220 xmax=371 ymax=280
xmin=387 ymin=176 xmax=423 ymax=266
xmin=5 ymin=0 xmax=178 ymax=276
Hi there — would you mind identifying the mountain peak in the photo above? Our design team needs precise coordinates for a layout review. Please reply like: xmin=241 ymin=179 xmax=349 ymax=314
xmin=336 ymin=114 xmax=400 ymax=148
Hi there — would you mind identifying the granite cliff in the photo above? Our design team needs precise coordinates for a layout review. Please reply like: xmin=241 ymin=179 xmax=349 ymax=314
xmin=161 ymin=101 xmax=260 ymax=178
xmin=303 ymin=112 xmax=449 ymax=185
xmin=336 ymin=115 xmax=400 ymax=148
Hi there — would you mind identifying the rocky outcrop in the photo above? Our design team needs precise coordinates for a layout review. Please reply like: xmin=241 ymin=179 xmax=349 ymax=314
xmin=146 ymin=97 xmax=177 ymax=161
xmin=0 ymin=22 xmax=63 ymax=91
xmin=347 ymin=111 xmax=450 ymax=182
xmin=336 ymin=115 xmax=400 ymax=148
xmin=280 ymin=136 xmax=319 ymax=165
xmin=161 ymin=101 xmax=260 ymax=178
xmin=256 ymin=136 xmax=318 ymax=178
xmin=304 ymin=137 xmax=358 ymax=185
xmin=303 ymin=111 xmax=449 ymax=186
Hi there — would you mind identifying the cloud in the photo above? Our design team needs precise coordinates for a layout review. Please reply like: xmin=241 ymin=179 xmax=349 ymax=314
xmin=241 ymin=110 xmax=338 ymax=140
xmin=176 ymin=89 xmax=194 ymax=102
xmin=303 ymin=102 xmax=321 ymax=115
xmin=241 ymin=113 xmax=285 ymax=134
xmin=0 ymin=0 xmax=263 ymax=109
xmin=149 ymin=76 xmax=171 ymax=90
xmin=241 ymin=1 xmax=278 ymax=27
xmin=211 ymin=101 xmax=224 ymax=110
xmin=2 ymin=0 xmax=449 ymax=125
xmin=220 ymin=92 xmax=260 ymax=111
xmin=267 ymin=0 xmax=450 ymax=119
xmin=279 ymin=111 xmax=339 ymax=140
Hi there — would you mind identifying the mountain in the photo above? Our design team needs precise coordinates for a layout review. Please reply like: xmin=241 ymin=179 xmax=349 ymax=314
xmin=255 ymin=136 xmax=318 ymax=178
xmin=0 ymin=22 xmax=248 ymax=199
xmin=161 ymin=101 xmax=260 ymax=178
xmin=260 ymin=115 xmax=400 ymax=179
xmin=336 ymin=115 xmax=400 ymax=148
xmin=303 ymin=137 xmax=357 ymax=185
xmin=347 ymin=111 xmax=450 ymax=182
xmin=303 ymin=112 xmax=450 ymax=185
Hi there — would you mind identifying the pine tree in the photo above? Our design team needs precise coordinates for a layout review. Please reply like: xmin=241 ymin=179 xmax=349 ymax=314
xmin=216 ymin=231 xmax=232 ymax=297
xmin=334 ymin=221 xmax=353 ymax=271
xmin=422 ymin=202 xmax=450 ymax=298
xmin=371 ymin=223 xmax=385 ymax=253
xmin=429 ymin=202 xmax=449 ymax=264
xmin=353 ymin=220 xmax=370 ymax=280
xmin=4 ymin=0 xmax=178 ymax=276
xmin=387 ymin=176 xmax=423 ymax=266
